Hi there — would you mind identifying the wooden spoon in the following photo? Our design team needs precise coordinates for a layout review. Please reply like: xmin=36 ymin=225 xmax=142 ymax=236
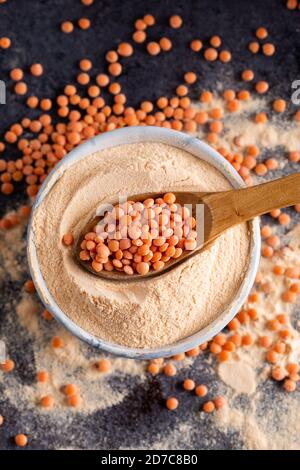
xmin=75 ymin=173 xmax=300 ymax=281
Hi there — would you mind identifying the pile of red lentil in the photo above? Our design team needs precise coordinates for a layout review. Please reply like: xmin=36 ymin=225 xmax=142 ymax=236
xmin=74 ymin=192 xmax=197 ymax=275
xmin=1 ymin=0 xmax=300 ymax=447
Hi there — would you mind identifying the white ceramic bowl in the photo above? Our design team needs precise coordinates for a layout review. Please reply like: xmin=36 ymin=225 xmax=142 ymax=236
xmin=27 ymin=127 xmax=261 ymax=360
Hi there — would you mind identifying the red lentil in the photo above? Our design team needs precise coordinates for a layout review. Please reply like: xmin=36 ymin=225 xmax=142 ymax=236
xmin=97 ymin=358 xmax=111 ymax=372
xmin=195 ymin=384 xmax=208 ymax=397
xmin=169 ymin=15 xmax=182 ymax=29
xmin=202 ymin=401 xmax=215 ymax=413
xmin=166 ymin=397 xmax=179 ymax=410
xmin=15 ymin=434 xmax=28 ymax=447
xmin=183 ymin=379 xmax=195 ymax=391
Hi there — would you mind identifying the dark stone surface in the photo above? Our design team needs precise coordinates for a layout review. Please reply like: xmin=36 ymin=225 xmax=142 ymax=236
xmin=0 ymin=0 xmax=299 ymax=450
xmin=0 ymin=0 xmax=299 ymax=213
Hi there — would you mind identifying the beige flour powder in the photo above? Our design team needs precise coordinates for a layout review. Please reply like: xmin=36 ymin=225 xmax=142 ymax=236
xmin=211 ymin=223 xmax=300 ymax=450
xmin=32 ymin=142 xmax=250 ymax=349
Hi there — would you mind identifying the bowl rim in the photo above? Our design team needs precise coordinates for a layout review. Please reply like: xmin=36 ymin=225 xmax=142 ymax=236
xmin=27 ymin=126 xmax=261 ymax=360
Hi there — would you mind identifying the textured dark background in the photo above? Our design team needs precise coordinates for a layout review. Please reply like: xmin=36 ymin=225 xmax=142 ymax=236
xmin=0 ymin=0 xmax=299 ymax=213
xmin=0 ymin=0 xmax=299 ymax=450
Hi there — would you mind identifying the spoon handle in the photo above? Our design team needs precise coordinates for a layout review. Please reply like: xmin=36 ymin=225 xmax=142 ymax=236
xmin=204 ymin=172 xmax=300 ymax=239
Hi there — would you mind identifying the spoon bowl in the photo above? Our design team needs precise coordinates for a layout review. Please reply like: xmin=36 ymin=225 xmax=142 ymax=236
xmin=74 ymin=190 xmax=212 ymax=281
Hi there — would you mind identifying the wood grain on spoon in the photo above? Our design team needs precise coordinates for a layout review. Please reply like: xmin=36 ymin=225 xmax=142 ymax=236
xmin=75 ymin=172 xmax=300 ymax=281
